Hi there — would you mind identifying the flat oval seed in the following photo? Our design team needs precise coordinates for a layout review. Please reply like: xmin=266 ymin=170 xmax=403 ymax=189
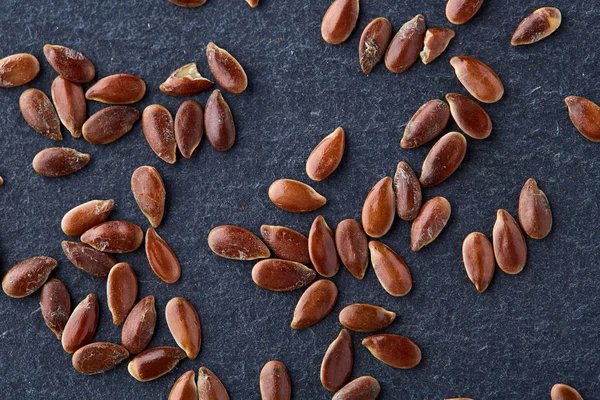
xmin=204 ymin=89 xmax=236 ymax=151
xmin=359 ymin=17 xmax=393 ymax=74
xmin=339 ymin=304 xmax=396 ymax=332
xmin=518 ymin=178 xmax=552 ymax=239
xmin=122 ymin=296 xmax=157 ymax=354
xmin=107 ymin=262 xmax=138 ymax=325
xmin=20 ymin=88 xmax=61 ymax=140
xmin=260 ymin=225 xmax=309 ymax=264
xmin=81 ymin=220 xmax=143 ymax=253
xmin=321 ymin=329 xmax=353 ymax=392
xmin=197 ymin=367 xmax=230 ymax=400
xmin=565 ymin=96 xmax=600 ymax=142
xmin=361 ymin=176 xmax=395 ymax=238
xmin=511 ymin=7 xmax=561 ymax=46
xmin=208 ymin=225 xmax=270 ymax=260
xmin=43 ymin=44 xmax=95 ymax=83
xmin=268 ymin=179 xmax=327 ymax=212
xmin=132 ymin=166 xmax=166 ymax=228
xmin=394 ymin=161 xmax=422 ymax=221
xmin=33 ymin=147 xmax=90 ymax=177
xmin=368 ymin=241 xmax=412 ymax=296
xmin=166 ymin=297 xmax=201 ymax=360
xmin=309 ymin=216 xmax=340 ymax=277
xmin=62 ymin=241 xmax=117 ymax=278
xmin=161 ymin=63 xmax=213 ymax=97
xmin=332 ymin=376 xmax=380 ymax=400
xmin=142 ymin=104 xmax=176 ymax=164
xmin=446 ymin=93 xmax=492 ymax=139
xmin=72 ymin=342 xmax=129 ymax=375
xmin=411 ymin=196 xmax=451 ymax=251
xmin=52 ymin=76 xmax=86 ymax=138
xmin=420 ymin=132 xmax=467 ymax=187
xmin=306 ymin=127 xmax=345 ymax=181
xmin=40 ymin=279 xmax=71 ymax=339
xmin=551 ymin=384 xmax=584 ymax=400
xmin=401 ymin=99 xmax=450 ymax=149
xmin=362 ymin=334 xmax=421 ymax=368
xmin=85 ymin=74 xmax=146 ymax=104
xmin=146 ymin=228 xmax=182 ymax=283
xmin=62 ymin=293 xmax=99 ymax=354
xmin=321 ymin=0 xmax=360 ymax=45
xmin=169 ymin=0 xmax=207 ymax=7
xmin=252 ymin=259 xmax=316 ymax=291
xmin=291 ymin=280 xmax=338 ymax=329
xmin=462 ymin=232 xmax=495 ymax=293
xmin=384 ymin=15 xmax=426 ymax=73
xmin=169 ymin=371 xmax=197 ymax=400
xmin=128 ymin=346 xmax=187 ymax=382
xmin=206 ymin=42 xmax=247 ymax=94
xmin=446 ymin=0 xmax=484 ymax=25
xmin=0 ymin=53 xmax=40 ymax=87
xmin=175 ymin=100 xmax=203 ymax=158
xmin=61 ymin=199 xmax=115 ymax=237
xmin=260 ymin=360 xmax=291 ymax=400
xmin=420 ymin=28 xmax=455 ymax=64
xmin=82 ymin=106 xmax=141 ymax=144
xmin=450 ymin=56 xmax=504 ymax=103
xmin=2 ymin=256 xmax=57 ymax=298
xmin=493 ymin=209 xmax=527 ymax=274
xmin=335 ymin=219 xmax=368 ymax=279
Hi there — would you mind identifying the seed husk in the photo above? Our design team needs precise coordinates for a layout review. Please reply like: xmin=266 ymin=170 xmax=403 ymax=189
xmin=43 ymin=44 xmax=95 ymax=83
xmin=160 ymin=63 xmax=213 ymax=97
xmin=0 ymin=53 xmax=40 ymax=88
xmin=518 ymin=178 xmax=552 ymax=239
xmin=197 ymin=367 xmax=230 ymax=400
xmin=565 ymin=96 xmax=600 ymax=142
xmin=62 ymin=293 xmax=99 ymax=354
xmin=72 ymin=342 xmax=129 ymax=375
xmin=321 ymin=0 xmax=360 ymax=45
xmin=339 ymin=303 xmax=395 ymax=332
xmin=511 ymin=7 xmax=561 ymax=46
xmin=206 ymin=42 xmax=248 ymax=94
xmin=362 ymin=334 xmax=421 ymax=369
xmin=51 ymin=76 xmax=86 ymax=138
xmin=493 ymin=209 xmax=527 ymax=274
xmin=175 ymin=100 xmax=203 ymax=158
xmin=268 ymin=179 xmax=327 ymax=212
xmin=394 ymin=161 xmax=422 ymax=221
xmin=128 ymin=346 xmax=187 ymax=382
xmin=20 ymin=88 xmax=61 ymax=140
xmin=204 ymin=89 xmax=236 ymax=151
xmin=445 ymin=93 xmax=492 ymax=139
xmin=321 ymin=329 xmax=353 ymax=392
xmin=368 ymin=241 xmax=412 ymax=296
xmin=401 ymin=99 xmax=450 ymax=149
xmin=306 ymin=127 xmax=345 ymax=181
xmin=40 ymin=279 xmax=71 ymax=339
xmin=107 ymin=262 xmax=138 ymax=325
xmin=252 ymin=259 xmax=316 ymax=291
xmin=446 ymin=0 xmax=484 ymax=25
xmin=122 ymin=296 xmax=156 ymax=354
xmin=85 ymin=74 xmax=146 ymax=104
xmin=551 ymin=384 xmax=583 ymax=400
xmin=169 ymin=0 xmax=207 ymax=7
xmin=142 ymin=104 xmax=177 ymax=164
xmin=61 ymin=199 xmax=115 ymax=237
xmin=208 ymin=225 xmax=270 ymax=260
xmin=146 ymin=228 xmax=182 ymax=283
xmin=166 ymin=297 xmax=201 ymax=360
xmin=420 ymin=28 xmax=455 ymax=64
xmin=260 ymin=225 xmax=310 ymax=264
xmin=169 ymin=371 xmax=197 ymax=400
xmin=384 ymin=15 xmax=426 ymax=73
xmin=309 ymin=216 xmax=339 ymax=277
xmin=332 ymin=376 xmax=380 ymax=400
xmin=420 ymin=132 xmax=467 ymax=187
xmin=291 ymin=279 xmax=338 ymax=329
xmin=358 ymin=18 xmax=393 ymax=74
xmin=131 ymin=166 xmax=166 ymax=228
xmin=33 ymin=147 xmax=90 ymax=177
xmin=246 ymin=0 xmax=259 ymax=7
xmin=335 ymin=219 xmax=368 ymax=279
xmin=462 ymin=232 xmax=495 ymax=293
xmin=450 ymin=56 xmax=504 ymax=103
xmin=82 ymin=106 xmax=141 ymax=144
xmin=62 ymin=241 xmax=117 ymax=278
xmin=411 ymin=196 xmax=451 ymax=251
xmin=81 ymin=220 xmax=144 ymax=253
xmin=2 ymin=256 xmax=57 ymax=298
xmin=361 ymin=176 xmax=395 ymax=238
xmin=260 ymin=360 xmax=291 ymax=400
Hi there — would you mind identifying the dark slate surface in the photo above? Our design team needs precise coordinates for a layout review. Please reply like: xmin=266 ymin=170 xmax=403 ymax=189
xmin=0 ymin=0 xmax=599 ymax=399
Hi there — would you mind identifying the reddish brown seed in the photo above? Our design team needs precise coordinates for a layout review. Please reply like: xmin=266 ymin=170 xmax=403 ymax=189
xmin=368 ymin=241 xmax=412 ymax=296
xmin=85 ymin=74 xmax=146 ymax=104
xmin=82 ymin=106 xmax=141 ymax=144
xmin=208 ymin=225 xmax=270 ymax=260
xmin=394 ymin=161 xmax=422 ymax=221
xmin=511 ymin=7 xmax=562 ymax=46
xmin=128 ymin=346 xmax=187 ymax=382
xmin=81 ymin=220 xmax=144 ymax=253
xmin=72 ymin=342 xmax=129 ymax=375
xmin=40 ymin=279 xmax=71 ymax=339
xmin=462 ymin=232 xmax=495 ymax=293
xmin=362 ymin=334 xmax=421 ymax=369
xmin=446 ymin=93 xmax=492 ymax=139
xmin=565 ymin=96 xmax=600 ymax=142
xmin=142 ymin=104 xmax=177 ymax=164
xmin=197 ymin=367 xmax=230 ymax=400
xmin=43 ymin=44 xmax=95 ymax=83
xmin=246 ymin=0 xmax=259 ymax=7
xmin=107 ymin=263 xmax=138 ymax=325
xmin=401 ymin=99 xmax=450 ymax=149
xmin=384 ymin=15 xmax=426 ymax=73
xmin=291 ymin=280 xmax=338 ymax=329
xmin=420 ymin=28 xmax=455 ymax=64
xmin=309 ymin=216 xmax=340 ymax=277
xmin=20 ymin=88 xmax=61 ymax=140
xmin=358 ymin=17 xmax=393 ymax=74
xmin=260 ymin=225 xmax=310 ymax=264
xmin=335 ymin=219 xmax=368 ymax=279
xmin=306 ymin=127 xmax=345 ymax=181
xmin=62 ymin=293 xmax=99 ymax=354
xmin=2 ymin=256 xmax=57 ymax=298
xmin=321 ymin=329 xmax=353 ymax=392
xmin=411 ymin=196 xmax=451 ymax=251
xmin=122 ymin=296 xmax=157 ymax=354
xmin=51 ymin=76 xmax=86 ymax=138
xmin=268 ymin=179 xmax=327 ymax=213
xmin=419 ymin=132 xmax=467 ymax=187
xmin=160 ymin=63 xmax=213 ymax=97
xmin=551 ymin=384 xmax=584 ymax=400
xmin=165 ymin=297 xmax=201 ymax=360
xmin=518 ymin=178 xmax=552 ymax=239
xmin=361 ymin=177 xmax=395 ymax=238
xmin=332 ymin=376 xmax=380 ymax=400
xmin=175 ymin=100 xmax=203 ymax=158
xmin=32 ymin=147 xmax=90 ymax=177
xmin=252 ymin=259 xmax=316 ymax=291
xmin=450 ymin=56 xmax=504 ymax=103
xmin=338 ymin=304 xmax=395 ymax=332
xmin=446 ymin=0 xmax=484 ymax=25
xmin=169 ymin=371 xmax=197 ymax=400
xmin=169 ymin=0 xmax=207 ymax=7
xmin=61 ymin=199 xmax=115 ymax=237
xmin=131 ymin=166 xmax=166 ymax=228
xmin=204 ymin=89 xmax=235 ymax=151
xmin=0 ymin=53 xmax=40 ymax=88
xmin=146 ymin=228 xmax=182 ymax=283
xmin=260 ymin=360 xmax=291 ymax=400
xmin=206 ymin=42 xmax=248 ymax=94
xmin=493 ymin=209 xmax=527 ymax=275
xmin=320 ymin=0 xmax=360 ymax=45
xmin=61 ymin=241 xmax=117 ymax=278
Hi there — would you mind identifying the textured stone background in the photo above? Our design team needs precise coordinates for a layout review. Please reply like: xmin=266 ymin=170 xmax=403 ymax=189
xmin=0 ymin=0 xmax=599 ymax=399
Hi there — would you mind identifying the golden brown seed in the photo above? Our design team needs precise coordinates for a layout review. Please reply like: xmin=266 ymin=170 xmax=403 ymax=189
xmin=40 ymin=279 xmax=71 ymax=339
xmin=420 ymin=132 xmax=467 ymax=187
xmin=411 ymin=196 xmax=451 ymax=251
xmin=2 ymin=256 xmax=57 ymax=298
xmin=339 ymin=304 xmax=395 ymax=332
xmin=204 ymin=89 xmax=235 ymax=151
xmin=368 ymin=241 xmax=412 ymax=296
xmin=146 ymin=228 xmax=182 ymax=283
xmin=446 ymin=0 xmax=484 ymax=25
xmin=268 ymin=179 xmax=327 ymax=212
xmin=197 ymin=367 xmax=230 ymax=400
xmin=252 ymin=259 xmax=316 ymax=291
xmin=169 ymin=371 xmax=197 ymax=400
xmin=85 ymin=74 xmax=146 ymax=104
xmin=206 ymin=42 xmax=248 ymax=94
xmin=565 ymin=96 xmax=600 ymax=142
xmin=309 ymin=216 xmax=339 ymax=277
xmin=61 ymin=241 xmax=117 ymax=278
xmin=518 ymin=178 xmax=552 ymax=239
xmin=0 ymin=53 xmax=39 ymax=88
xmin=208 ymin=225 xmax=270 ymax=260
xmin=142 ymin=104 xmax=177 ymax=164
xmin=43 ymin=44 xmax=95 ymax=83
xmin=175 ymin=100 xmax=203 ymax=158
xmin=362 ymin=334 xmax=421 ymax=368
xmin=359 ymin=18 xmax=393 ymax=74
xmin=20 ymin=88 xmax=61 ymax=140
xmin=260 ymin=225 xmax=309 ymax=264
xmin=306 ymin=127 xmax=345 ymax=181
xmin=81 ymin=220 xmax=144 ymax=253
xmin=107 ymin=262 xmax=138 ymax=325
xmin=462 ymin=232 xmax=495 ymax=293
xmin=320 ymin=0 xmax=360 ymax=45
xmin=246 ymin=0 xmax=259 ymax=7
xmin=321 ymin=329 xmax=353 ymax=392
xmin=361 ymin=176 xmax=395 ymax=238
xmin=51 ymin=76 xmax=86 ymax=138
xmin=62 ymin=293 xmax=99 ymax=354
xmin=160 ymin=63 xmax=213 ymax=97
xmin=420 ymin=28 xmax=455 ymax=64
xmin=260 ymin=360 xmax=291 ymax=400
xmin=511 ymin=7 xmax=561 ymax=46
xmin=493 ymin=209 xmax=527 ymax=274
xmin=72 ymin=342 xmax=129 ymax=375
xmin=551 ymin=384 xmax=584 ymax=400
xmin=128 ymin=346 xmax=187 ymax=382
xmin=61 ymin=199 xmax=115 ymax=237
xmin=169 ymin=0 xmax=207 ymax=7
xmin=131 ymin=166 xmax=166 ymax=228
xmin=332 ymin=376 xmax=380 ymax=400
xmin=335 ymin=219 xmax=368 ymax=279
xmin=82 ymin=106 xmax=141 ymax=144
xmin=450 ymin=56 xmax=504 ymax=103
xmin=166 ymin=297 xmax=201 ymax=359
xmin=446 ymin=93 xmax=492 ymax=139
xmin=401 ymin=99 xmax=450 ymax=149
xmin=291 ymin=280 xmax=338 ymax=329
xmin=384 ymin=15 xmax=426 ymax=73
xmin=394 ymin=161 xmax=422 ymax=221
xmin=122 ymin=296 xmax=156 ymax=354
xmin=33 ymin=147 xmax=90 ymax=177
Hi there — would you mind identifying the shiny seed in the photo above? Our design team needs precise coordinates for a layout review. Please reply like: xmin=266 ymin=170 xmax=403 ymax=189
xmin=309 ymin=216 xmax=339 ymax=277
xmin=32 ymin=147 xmax=90 ymax=177
xmin=462 ymin=232 xmax=495 ymax=293
xmin=72 ymin=342 xmax=129 ymax=375
xmin=362 ymin=334 xmax=421 ymax=368
xmin=43 ymin=44 xmax=95 ymax=83
xmin=394 ymin=161 xmax=422 ymax=221
xmin=122 ymin=296 xmax=156 ymax=354
xmin=493 ymin=209 xmax=527 ymax=274
xmin=332 ymin=376 xmax=380 ymax=400
xmin=107 ymin=263 xmax=138 ymax=325
xmin=169 ymin=0 xmax=207 ymax=7
xmin=335 ymin=219 xmax=368 ymax=279
xmin=420 ymin=28 xmax=455 ymax=64
xmin=166 ymin=297 xmax=201 ymax=360
xmin=40 ymin=279 xmax=71 ymax=339
xmin=551 ymin=384 xmax=583 ymax=400
xmin=368 ymin=241 xmax=412 ymax=296
xmin=82 ymin=106 xmax=141 ymax=144
xmin=143 ymin=104 xmax=176 ymax=164
xmin=252 ymin=259 xmax=316 ymax=291
xmin=401 ymin=99 xmax=450 ymax=149
xmin=197 ymin=367 xmax=230 ymax=400
xmin=204 ymin=89 xmax=235 ymax=151
xmin=169 ymin=371 xmax=197 ymax=400
xmin=260 ymin=225 xmax=309 ymax=264
xmin=358 ymin=17 xmax=393 ymax=74
xmin=86 ymin=74 xmax=146 ymax=104
xmin=518 ymin=178 xmax=552 ymax=239
xmin=51 ymin=76 xmax=86 ymax=138
xmin=131 ymin=166 xmax=166 ymax=227
xmin=321 ymin=329 xmax=353 ymax=392
xmin=361 ymin=177 xmax=395 ymax=238
xmin=81 ymin=220 xmax=144 ymax=253
xmin=511 ymin=7 xmax=561 ymax=46
xmin=61 ymin=199 xmax=115 ymax=237
xmin=20 ymin=88 xmax=61 ymax=140
xmin=0 ymin=53 xmax=39 ymax=88
xmin=339 ymin=304 xmax=395 ymax=332
xmin=411 ymin=196 xmax=451 ymax=251
xmin=306 ymin=127 xmax=345 ymax=181
xmin=565 ymin=96 xmax=600 ymax=142
xmin=246 ymin=0 xmax=259 ymax=7
xmin=146 ymin=228 xmax=182 ymax=283
xmin=208 ymin=225 xmax=270 ymax=260
xmin=161 ymin=63 xmax=213 ymax=97
xmin=128 ymin=346 xmax=186 ymax=382
xmin=268 ymin=179 xmax=327 ymax=212
xmin=420 ymin=132 xmax=467 ymax=187
xmin=62 ymin=241 xmax=116 ymax=278
xmin=446 ymin=93 xmax=492 ymax=139
xmin=450 ymin=56 xmax=504 ymax=103
xmin=62 ymin=293 xmax=99 ymax=354
xmin=321 ymin=0 xmax=360 ymax=45
xmin=384 ymin=15 xmax=426 ymax=73
xmin=2 ymin=256 xmax=57 ymax=298
xmin=446 ymin=0 xmax=484 ymax=25
xmin=291 ymin=280 xmax=338 ymax=329
xmin=206 ymin=42 xmax=247 ymax=94
xmin=260 ymin=360 xmax=291 ymax=400
xmin=175 ymin=100 xmax=203 ymax=158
